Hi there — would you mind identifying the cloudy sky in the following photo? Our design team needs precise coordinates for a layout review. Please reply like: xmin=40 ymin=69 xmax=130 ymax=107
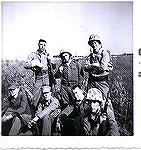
xmin=2 ymin=2 xmax=133 ymax=60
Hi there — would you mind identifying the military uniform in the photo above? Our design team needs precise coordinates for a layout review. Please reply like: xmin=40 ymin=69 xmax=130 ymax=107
xmin=84 ymin=51 xmax=112 ymax=98
xmin=85 ymin=35 xmax=113 ymax=98
xmin=34 ymin=94 xmax=60 ymax=135
xmin=84 ymin=34 xmax=119 ymax=135
xmin=24 ymin=48 xmax=55 ymax=107
xmin=55 ymin=51 xmax=84 ymax=109
xmin=2 ymin=86 xmax=31 ymax=136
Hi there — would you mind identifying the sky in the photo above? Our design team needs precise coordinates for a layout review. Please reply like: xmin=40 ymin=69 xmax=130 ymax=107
xmin=2 ymin=2 xmax=133 ymax=60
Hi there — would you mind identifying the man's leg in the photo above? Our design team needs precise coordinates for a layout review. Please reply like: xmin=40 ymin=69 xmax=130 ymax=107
xmin=32 ymin=79 xmax=42 ymax=107
xmin=2 ymin=119 xmax=13 ymax=136
xmin=106 ymin=105 xmax=120 ymax=136
xmin=9 ymin=117 xmax=21 ymax=136
xmin=42 ymin=115 xmax=54 ymax=136
xmin=59 ymin=114 xmax=75 ymax=136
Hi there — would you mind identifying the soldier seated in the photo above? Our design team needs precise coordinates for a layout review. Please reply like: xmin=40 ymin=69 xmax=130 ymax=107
xmin=85 ymin=88 xmax=120 ymax=136
xmin=2 ymin=83 xmax=31 ymax=136
xmin=28 ymin=85 xmax=61 ymax=135
xmin=58 ymin=85 xmax=87 ymax=136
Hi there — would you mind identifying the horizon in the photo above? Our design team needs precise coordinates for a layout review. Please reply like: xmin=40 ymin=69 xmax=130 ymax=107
xmin=2 ymin=2 xmax=133 ymax=60
xmin=2 ymin=52 xmax=133 ymax=61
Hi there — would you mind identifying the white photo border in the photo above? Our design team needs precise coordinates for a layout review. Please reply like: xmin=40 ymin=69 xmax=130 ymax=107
xmin=0 ymin=0 xmax=141 ymax=149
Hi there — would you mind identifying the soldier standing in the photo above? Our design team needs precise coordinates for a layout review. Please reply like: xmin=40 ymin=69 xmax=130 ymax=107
xmin=84 ymin=34 xmax=113 ymax=98
xmin=54 ymin=49 xmax=84 ymax=109
xmin=24 ymin=39 xmax=55 ymax=108
xmin=84 ymin=34 xmax=119 ymax=135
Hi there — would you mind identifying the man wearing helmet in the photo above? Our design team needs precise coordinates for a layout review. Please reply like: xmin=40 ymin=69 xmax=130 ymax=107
xmin=84 ymin=34 xmax=119 ymax=135
xmin=54 ymin=49 xmax=84 ymax=110
xmin=85 ymin=88 xmax=120 ymax=136
xmin=84 ymin=34 xmax=113 ymax=98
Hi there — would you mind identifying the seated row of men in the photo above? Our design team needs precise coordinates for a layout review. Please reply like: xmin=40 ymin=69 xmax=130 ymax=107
xmin=2 ymin=83 xmax=120 ymax=136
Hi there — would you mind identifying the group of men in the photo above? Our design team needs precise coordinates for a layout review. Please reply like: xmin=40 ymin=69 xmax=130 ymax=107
xmin=2 ymin=34 xmax=120 ymax=136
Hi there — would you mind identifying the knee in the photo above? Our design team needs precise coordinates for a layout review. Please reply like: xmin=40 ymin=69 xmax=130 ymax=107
xmin=13 ymin=117 xmax=21 ymax=123
xmin=43 ymin=115 xmax=51 ymax=123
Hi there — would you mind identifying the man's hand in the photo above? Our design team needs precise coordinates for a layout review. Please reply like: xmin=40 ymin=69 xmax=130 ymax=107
xmin=59 ymin=66 xmax=63 ymax=73
xmin=2 ymin=114 xmax=13 ymax=122
xmin=28 ymin=116 xmax=39 ymax=129
xmin=100 ymin=113 xmax=107 ymax=123
xmin=31 ymin=59 xmax=44 ymax=68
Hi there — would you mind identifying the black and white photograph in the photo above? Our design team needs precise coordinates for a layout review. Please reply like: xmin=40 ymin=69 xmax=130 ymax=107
xmin=0 ymin=0 xmax=141 ymax=149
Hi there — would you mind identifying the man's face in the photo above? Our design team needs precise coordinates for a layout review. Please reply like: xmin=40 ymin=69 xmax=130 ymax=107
xmin=43 ymin=91 xmax=51 ymax=102
xmin=62 ymin=53 xmax=70 ymax=63
xmin=90 ymin=40 xmax=101 ymax=53
xmin=91 ymin=101 xmax=101 ymax=114
xmin=73 ymin=87 xmax=84 ymax=102
xmin=38 ymin=41 xmax=46 ymax=52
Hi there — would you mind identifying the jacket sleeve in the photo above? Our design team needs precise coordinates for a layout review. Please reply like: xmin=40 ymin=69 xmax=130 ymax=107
xmin=24 ymin=52 xmax=35 ymax=69
xmin=78 ymin=62 xmax=85 ymax=87
xmin=100 ymin=50 xmax=110 ymax=71
xmin=2 ymin=97 xmax=10 ymax=116
xmin=12 ymin=92 xmax=28 ymax=117
xmin=37 ymin=97 xmax=60 ymax=119
xmin=54 ymin=65 xmax=62 ymax=79
xmin=84 ymin=64 xmax=104 ymax=74
xmin=84 ymin=51 xmax=110 ymax=74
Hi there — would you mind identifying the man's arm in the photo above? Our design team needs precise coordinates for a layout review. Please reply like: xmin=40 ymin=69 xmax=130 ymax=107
xmin=37 ymin=97 xmax=60 ymax=119
xmin=78 ymin=62 xmax=85 ymax=88
xmin=54 ymin=65 xmax=63 ymax=79
xmin=24 ymin=52 xmax=35 ymax=69
xmin=84 ymin=61 xmax=104 ymax=74
xmin=100 ymin=50 xmax=111 ymax=71
xmin=13 ymin=91 xmax=28 ymax=117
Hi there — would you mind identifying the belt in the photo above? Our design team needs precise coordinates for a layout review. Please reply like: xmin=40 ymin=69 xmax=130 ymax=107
xmin=89 ymin=74 xmax=108 ymax=82
xmin=62 ymin=79 xmax=77 ymax=87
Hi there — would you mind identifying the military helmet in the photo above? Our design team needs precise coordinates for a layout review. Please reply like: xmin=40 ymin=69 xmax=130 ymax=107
xmin=42 ymin=85 xmax=51 ymax=93
xmin=59 ymin=49 xmax=72 ymax=58
xmin=88 ymin=34 xmax=101 ymax=46
xmin=86 ymin=88 xmax=104 ymax=104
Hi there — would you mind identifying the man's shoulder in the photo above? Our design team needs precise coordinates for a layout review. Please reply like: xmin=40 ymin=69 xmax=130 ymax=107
xmin=27 ymin=51 xmax=39 ymax=57
xmin=18 ymin=90 xmax=27 ymax=99
xmin=51 ymin=95 xmax=59 ymax=101
xmin=101 ymin=49 xmax=111 ymax=56
xmin=70 ymin=59 xmax=81 ymax=66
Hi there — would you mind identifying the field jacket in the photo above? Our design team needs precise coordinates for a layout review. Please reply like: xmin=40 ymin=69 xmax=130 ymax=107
xmin=54 ymin=59 xmax=84 ymax=88
xmin=84 ymin=49 xmax=112 ymax=82
xmin=4 ymin=90 xmax=30 ymax=117
xmin=36 ymin=96 xmax=60 ymax=119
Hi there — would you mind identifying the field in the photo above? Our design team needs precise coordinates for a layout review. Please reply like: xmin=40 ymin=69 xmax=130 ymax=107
xmin=1 ymin=53 xmax=133 ymax=135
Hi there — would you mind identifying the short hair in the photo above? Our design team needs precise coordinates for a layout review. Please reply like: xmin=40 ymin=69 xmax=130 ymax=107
xmin=8 ymin=83 xmax=19 ymax=90
xmin=39 ymin=39 xmax=46 ymax=43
